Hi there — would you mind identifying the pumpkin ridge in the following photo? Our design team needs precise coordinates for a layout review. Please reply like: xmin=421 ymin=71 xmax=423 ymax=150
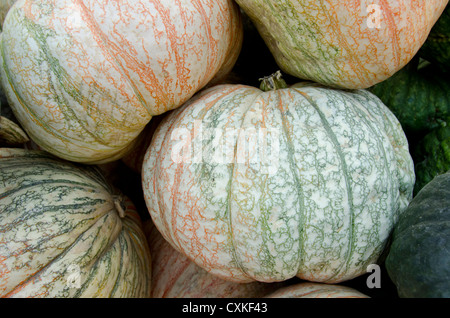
xmin=226 ymin=90 xmax=264 ymax=280
xmin=2 ymin=209 xmax=121 ymax=297
xmin=152 ymin=107 xmax=187 ymax=253
xmin=12 ymin=14 xmax=121 ymax=148
xmin=70 ymin=222 xmax=122 ymax=298
xmin=190 ymin=0 xmax=215 ymax=87
xmin=74 ymin=0 xmax=152 ymax=117
xmin=348 ymin=93 xmax=394 ymax=185
xmin=123 ymin=228 xmax=153 ymax=297
xmin=106 ymin=235 xmax=126 ymax=298
xmin=275 ymin=89 xmax=306 ymax=279
xmin=293 ymin=87 xmax=355 ymax=282
xmin=343 ymin=90 xmax=399 ymax=265
xmin=0 ymin=46 xmax=72 ymax=145
xmin=0 ymin=179 xmax=104 ymax=203
xmin=148 ymin=93 xmax=207 ymax=252
xmin=256 ymin=0 xmax=334 ymax=85
xmin=316 ymin=0 xmax=368 ymax=87
xmin=379 ymin=0 xmax=402 ymax=69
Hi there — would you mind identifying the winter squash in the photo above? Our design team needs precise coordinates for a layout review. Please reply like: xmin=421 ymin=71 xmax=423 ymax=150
xmin=412 ymin=118 xmax=450 ymax=195
xmin=419 ymin=4 xmax=450 ymax=71
xmin=142 ymin=72 xmax=415 ymax=284
xmin=233 ymin=0 xmax=448 ymax=89
xmin=265 ymin=282 xmax=369 ymax=298
xmin=368 ymin=58 xmax=450 ymax=136
xmin=0 ymin=0 xmax=243 ymax=164
xmin=0 ymin=148 xmax=151 ymax=298
xmin=385 ymin=171 xmax=450 ymax=298
xmin=145 ymin=220 xmax=284 ymax=298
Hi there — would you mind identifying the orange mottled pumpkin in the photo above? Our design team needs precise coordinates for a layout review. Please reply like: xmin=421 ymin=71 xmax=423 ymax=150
xmin=234 ymin=0 xmax=448 ymax=89
xmin=0 ymin=0 xmax=243 ymax=163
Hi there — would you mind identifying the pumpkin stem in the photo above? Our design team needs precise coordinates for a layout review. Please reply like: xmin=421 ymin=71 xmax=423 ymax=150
xmin=259 ymin=70 xmax=288 ymax=91
xmin=113 ymin=195 xmax=126 ymax=218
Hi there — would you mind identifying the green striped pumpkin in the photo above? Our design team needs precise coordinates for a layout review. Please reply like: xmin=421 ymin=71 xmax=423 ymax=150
xmin=0 ymin=0 xmax=243 ymax=164
xmin=0 ymin=148 xmax=151 ymax=298
xmin=142 ymin=74 xmax=415 ymax=284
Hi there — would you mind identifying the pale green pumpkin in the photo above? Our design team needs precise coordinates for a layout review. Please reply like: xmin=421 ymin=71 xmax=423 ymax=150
xmin=142 ymin=75 xmax=415 ymax=284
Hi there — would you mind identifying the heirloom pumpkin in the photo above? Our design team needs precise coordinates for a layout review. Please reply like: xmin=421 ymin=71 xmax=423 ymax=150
xmin=0 ymin=0 xmax=243 ymax=163
xmin=0 ymin=148 xmax=151 ymax=298
xmin=142 ymin=73 xmax=415 ymax=284
xmin=385 ymin=171 xmax=450 ymax=298
xmin=234 ymin=0 xmax=448 ymax=89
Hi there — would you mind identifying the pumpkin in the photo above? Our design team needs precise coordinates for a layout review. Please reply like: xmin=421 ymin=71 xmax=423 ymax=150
xmin=142 ymin=72 xmax=415 ymax=284
xmin=368 ymin=58 xmax=450 ymax=136
xmin=0 ymin=0 xmax=243 ymax=164
xmin=385 ymin=171 xmax=450 ymax=298
xmin=419 ymin=3 xmax=450 ymax=72
xmin=145 ymin=220 xmax=284 ymax=298
xmin=265 ymin=282 xmax=368 ymax=298
xmin=412 ymin=118 xmax=450 ymax=195
xmin=233 ymin=0 xmax=448 ymax=89
xmin=0 ymin=148 xmax=151 ymax=298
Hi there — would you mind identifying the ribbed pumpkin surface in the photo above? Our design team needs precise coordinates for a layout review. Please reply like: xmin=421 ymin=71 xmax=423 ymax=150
xmin=142 ymin=82 xmax=415 ymax=284
xmin=234 ymin=0 xmax=448 ymax=89
xmin=0 ymin=0 xmax=242 ymax=163
xmin=0 ymin=148 xmax=151 ymax=298
xmin=145 ymin=220 xmax=283 ymax=298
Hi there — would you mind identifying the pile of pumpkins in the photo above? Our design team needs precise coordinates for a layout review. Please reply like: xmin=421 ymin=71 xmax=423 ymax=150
xmin=0 ymin=0 xmax=449 ymax=298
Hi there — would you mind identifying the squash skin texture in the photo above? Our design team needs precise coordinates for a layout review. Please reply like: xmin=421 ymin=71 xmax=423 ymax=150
xmin=0 ymin=0 xmax=243 ymax=164
xmin=142 ymin=82 xmax=415 ymax=284
xmin=145 ymin=220 xmax=284 ymax=298
xmin=0 ymin=148 xmax=152 ymax=298
xmin=234 ymin=0 xmax=448 ymax=89
xmin=386 ymin=172 xmax=450 ymax=298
